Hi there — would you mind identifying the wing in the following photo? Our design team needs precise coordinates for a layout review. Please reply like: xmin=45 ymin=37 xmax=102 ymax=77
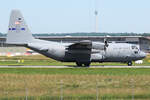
xmin=67 ymin=40 xmax=92 ymax=50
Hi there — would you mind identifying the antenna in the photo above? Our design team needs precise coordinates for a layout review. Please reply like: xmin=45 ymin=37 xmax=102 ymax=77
xmin=94 ymin=0 xmax=98 ymax=33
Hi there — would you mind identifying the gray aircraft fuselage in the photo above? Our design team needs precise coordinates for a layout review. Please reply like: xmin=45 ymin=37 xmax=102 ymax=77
xmin=26 ymin=39 xmax=146 ymax=66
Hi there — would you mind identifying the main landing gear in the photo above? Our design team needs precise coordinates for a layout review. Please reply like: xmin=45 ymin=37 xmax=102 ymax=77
xmin=76 ymin=62 xmax=91 ymax=67
xmin=127 ymin=61 xmax=132 ymax=66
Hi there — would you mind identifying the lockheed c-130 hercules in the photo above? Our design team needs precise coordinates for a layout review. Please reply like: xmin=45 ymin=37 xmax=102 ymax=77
xmin=6 ymin=10 xmax=146 ymax=67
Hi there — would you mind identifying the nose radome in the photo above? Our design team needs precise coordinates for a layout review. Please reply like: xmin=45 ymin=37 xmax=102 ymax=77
xmin=140 ymin=52 xmax=147 ymax=58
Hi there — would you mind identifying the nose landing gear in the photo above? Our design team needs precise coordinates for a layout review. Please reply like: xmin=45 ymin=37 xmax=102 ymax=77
xmin=127 ymin=61 xmax=132 ymax=66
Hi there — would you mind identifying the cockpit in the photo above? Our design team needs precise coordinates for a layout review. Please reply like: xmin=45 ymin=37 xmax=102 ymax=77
xmin=131 ymin=45 xmax=139 ymax=54
xmin=131 ymin=45 xmax=146 ymax=59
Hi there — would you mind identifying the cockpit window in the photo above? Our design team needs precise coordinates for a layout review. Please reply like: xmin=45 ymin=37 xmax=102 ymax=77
xmin=132 ymin=46 xmax=138 ymax=50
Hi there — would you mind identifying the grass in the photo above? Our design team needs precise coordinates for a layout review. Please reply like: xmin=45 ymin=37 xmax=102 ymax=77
xmin=0 ymin=55 xmax=150 ymax=99
xmin=1 ymin=68 xmax=150 ymax=75
xmin=0 ymin=68 xmax=150 ymax=99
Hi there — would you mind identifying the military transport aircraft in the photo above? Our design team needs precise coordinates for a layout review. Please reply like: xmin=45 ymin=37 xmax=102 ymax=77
xmin=6 ymin=10 xmax=146 ymax=67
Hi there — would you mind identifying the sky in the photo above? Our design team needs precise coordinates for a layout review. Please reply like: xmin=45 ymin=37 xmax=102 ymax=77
xmin=0 ymin=0 xmax=150 ymax=33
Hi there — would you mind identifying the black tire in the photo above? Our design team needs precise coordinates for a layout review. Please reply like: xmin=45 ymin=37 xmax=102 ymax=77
xmin=84 ymin=62 xmax=91 ymax=67
xmin=76 ymin=62 xmax=82 ymax=66
xmin=127 ymin=61 xmax=132 ymax=66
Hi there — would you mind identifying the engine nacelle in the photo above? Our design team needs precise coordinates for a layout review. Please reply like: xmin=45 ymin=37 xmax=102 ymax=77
xmin=92 ymin=42 xmax=105 ymax=50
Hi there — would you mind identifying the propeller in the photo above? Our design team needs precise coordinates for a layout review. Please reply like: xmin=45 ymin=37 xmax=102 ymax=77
xmin=104 ymin=38 xmax=109 ymax=51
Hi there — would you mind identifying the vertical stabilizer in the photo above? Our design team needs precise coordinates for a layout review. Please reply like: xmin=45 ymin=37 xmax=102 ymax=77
xmin=6 ymin=9 xmax=34 ymax=45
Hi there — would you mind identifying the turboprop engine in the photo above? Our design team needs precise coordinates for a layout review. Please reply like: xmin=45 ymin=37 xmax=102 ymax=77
xmin=92 ymin=42 xmax=105 ymax=50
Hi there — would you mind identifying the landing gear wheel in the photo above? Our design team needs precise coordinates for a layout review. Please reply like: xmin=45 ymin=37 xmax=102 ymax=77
xmin=76 ymin=62 xmax=82 ymax=67
xmin=127 ymin=61 xmax=132 ymax=66
xmin=84 ymin=62 xmax=91 ymax=67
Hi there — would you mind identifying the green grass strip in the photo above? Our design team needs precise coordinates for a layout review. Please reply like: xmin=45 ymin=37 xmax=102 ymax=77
xmin=0 ymin=68 xmax=150 ymax=75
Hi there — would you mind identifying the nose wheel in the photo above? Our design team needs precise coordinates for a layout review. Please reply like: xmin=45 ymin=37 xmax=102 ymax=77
xmin=127 ymin=61 xmax=132 ymax=66
xmin=84 ymin=62 xmax=91 ymax=67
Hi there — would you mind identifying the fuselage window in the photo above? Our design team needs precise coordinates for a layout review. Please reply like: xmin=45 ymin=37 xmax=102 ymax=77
xmin=132 ymin=46 xmax=135 ymax=49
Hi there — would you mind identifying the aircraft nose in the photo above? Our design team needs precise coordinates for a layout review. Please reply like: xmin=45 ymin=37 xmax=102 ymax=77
xmin=140 ymin=51 xmax=147 ymax=58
